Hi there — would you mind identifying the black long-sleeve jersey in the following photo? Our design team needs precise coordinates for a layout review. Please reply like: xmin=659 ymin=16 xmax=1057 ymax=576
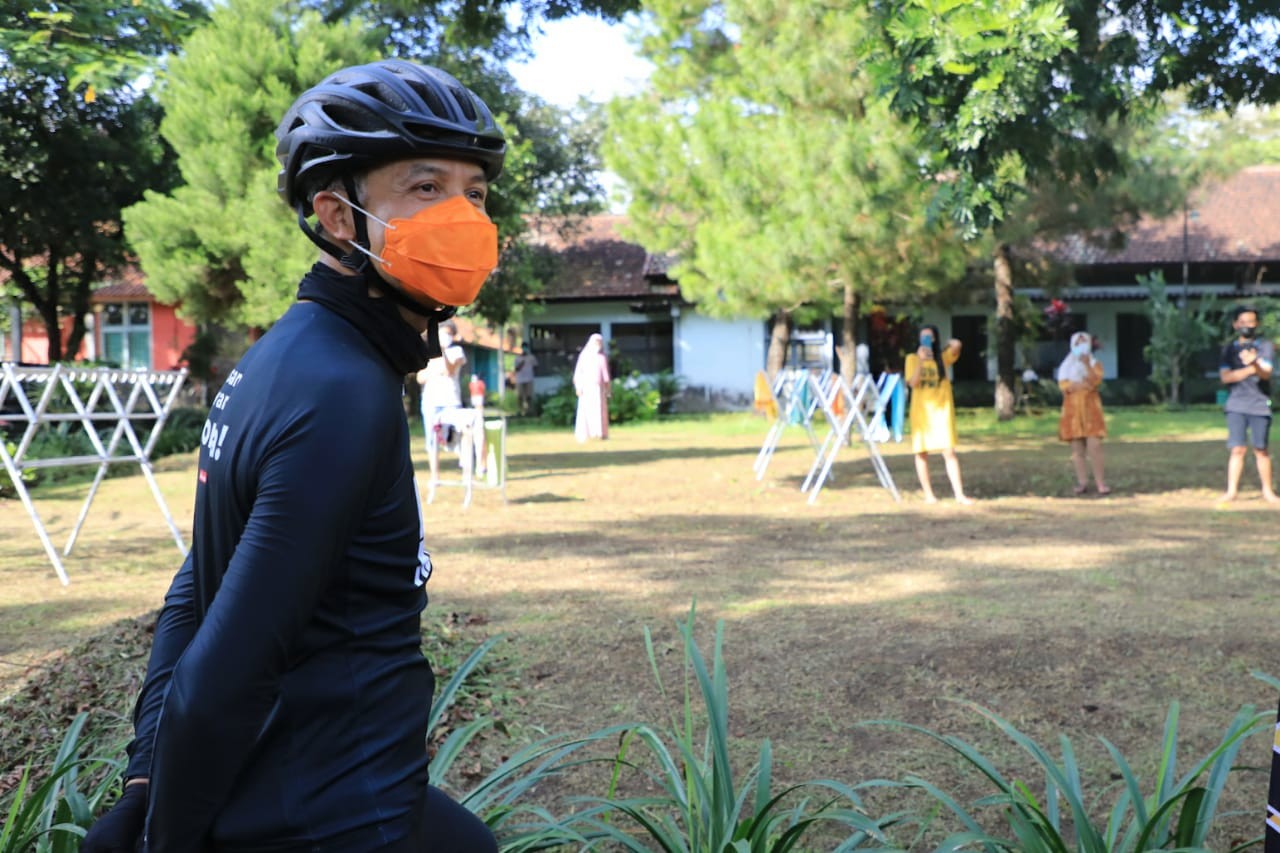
xmin=126 ymin=283 xmax=434 ymax=852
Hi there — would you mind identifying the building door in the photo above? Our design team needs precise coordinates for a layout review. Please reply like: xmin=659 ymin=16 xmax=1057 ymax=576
xmin=1115 ymin=313 xmax=1152 ymax=379
xmin=950 ymin=316 xmax=988 ymax=381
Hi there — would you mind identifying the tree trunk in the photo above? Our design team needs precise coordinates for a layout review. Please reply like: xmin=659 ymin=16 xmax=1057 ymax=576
xmin=765 ymin=309 xmax=792 ymax=381
xmin=839 ymin=283 xmax=860 ymax=389
xmin=64 ymin=261 xmax=95 ymax=363
xmin=994 ymin=243 xmax=1016 ymax=421
xmin=40 ymin=304 xmax=63 ymax=363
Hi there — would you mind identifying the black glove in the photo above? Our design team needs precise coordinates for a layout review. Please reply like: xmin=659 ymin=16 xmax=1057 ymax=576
xmin=82 ymin=781 xmax=148 ymax=853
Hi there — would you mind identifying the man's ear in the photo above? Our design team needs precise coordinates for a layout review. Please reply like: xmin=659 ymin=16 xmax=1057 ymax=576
xmin=312 ymin=191 xmax=356 ymax=243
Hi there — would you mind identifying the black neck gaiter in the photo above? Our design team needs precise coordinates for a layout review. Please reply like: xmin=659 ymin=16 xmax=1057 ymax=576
xmin=295 ymin=262 xmax=435 ymax=376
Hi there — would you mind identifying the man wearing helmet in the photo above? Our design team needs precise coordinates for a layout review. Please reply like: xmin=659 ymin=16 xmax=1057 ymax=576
xmin=83 ymin=61 xmax=503 ymax=853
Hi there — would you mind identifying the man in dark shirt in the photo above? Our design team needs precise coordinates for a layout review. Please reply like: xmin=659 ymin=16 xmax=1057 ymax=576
xmin=83 ymin=61 xmax=504 ymax=852
xmin=1218 ymin=305 xmax=1277 ymax=503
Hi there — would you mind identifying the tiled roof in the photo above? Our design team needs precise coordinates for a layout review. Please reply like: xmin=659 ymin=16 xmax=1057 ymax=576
xmin=1058 ymin=165 xmax=1280 ymax=266
xmin=527 ymin=215 xmax=658 ymax=300
xmin=92 ymin=266 xmax=150 ymax=300
xmin=451 ymin=315 xmax=521 ymax=353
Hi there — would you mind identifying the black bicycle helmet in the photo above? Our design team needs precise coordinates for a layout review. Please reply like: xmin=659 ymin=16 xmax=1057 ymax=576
xmin=276 ymin=60 xmax=506 ymax=215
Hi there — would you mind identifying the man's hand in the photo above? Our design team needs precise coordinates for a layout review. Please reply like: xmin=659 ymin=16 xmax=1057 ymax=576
xmin=82 ymin=781 xmax=148 ymax=853
xmin=1241 ymin=348 xmax=1258 ymax=366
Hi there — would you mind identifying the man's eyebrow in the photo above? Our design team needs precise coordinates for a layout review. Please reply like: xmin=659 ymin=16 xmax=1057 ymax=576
xmin=402 ymin=162 xmax=486 ymax=183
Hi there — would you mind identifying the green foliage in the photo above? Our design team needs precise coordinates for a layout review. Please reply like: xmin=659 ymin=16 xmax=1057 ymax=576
xmin=538 ymin=371 xmax=667 ymax=427
xmin=150 ymin=407 xmax=208 ymax=459
xmin=1141 ymin=271 xmax=1218 ymax=405
xmin=867 ymin=0 xmax=1280 ymax=237
xmin=864 ymin=698 xmax=1267 ymax=853
xmin=124 ymin=0 xmax=379 ymax=329
xmin=0 ymin=35 xmax=180 ymax=360
xmin=0 ymin=0 xmax=205 ymax=94
xmin=567 ymin=606 xmax=895 ymax=851
xmin=604 ymin=0 xmax=971 ymax=328
xmin=0 ymin=712 xmax=125 ymax=853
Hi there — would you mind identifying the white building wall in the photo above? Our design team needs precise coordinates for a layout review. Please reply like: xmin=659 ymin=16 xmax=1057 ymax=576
xmin=673 ymin=309 xmax=763 ymax=404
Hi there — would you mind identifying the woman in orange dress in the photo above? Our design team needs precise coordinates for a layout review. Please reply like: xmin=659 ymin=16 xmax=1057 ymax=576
xmin=1057 ymin=331 xmax=1110 ymax=495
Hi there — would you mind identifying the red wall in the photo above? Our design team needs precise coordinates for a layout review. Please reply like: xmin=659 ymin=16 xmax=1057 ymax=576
xmin=8 ymin=316 xmax=90 ymax=363
xmin=151 ymin=303 xmax=197 ymax=370
xmin=2 ymin=303 xmax=195 ymax=368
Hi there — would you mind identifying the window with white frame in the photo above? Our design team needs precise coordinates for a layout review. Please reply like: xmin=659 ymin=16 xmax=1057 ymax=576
xmin=100 ymin=302 xmax=152 ymax=369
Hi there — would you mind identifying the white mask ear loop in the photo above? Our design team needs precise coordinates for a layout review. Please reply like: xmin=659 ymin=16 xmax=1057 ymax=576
xmin=332 ymin=193 xmax=395 ymax=264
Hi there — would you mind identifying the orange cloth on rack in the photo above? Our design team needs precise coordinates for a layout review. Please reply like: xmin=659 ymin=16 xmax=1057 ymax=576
xmin=753 ymin=371 xmax=778 ymax=420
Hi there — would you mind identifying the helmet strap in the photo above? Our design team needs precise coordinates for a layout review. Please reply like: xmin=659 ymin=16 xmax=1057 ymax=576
xmin=296 ymin=204 xmax=348 ymax=263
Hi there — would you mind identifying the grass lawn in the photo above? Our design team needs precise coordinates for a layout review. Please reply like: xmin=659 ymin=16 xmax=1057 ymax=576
xmin=2 ymin=404 xmax=1277 ymax=846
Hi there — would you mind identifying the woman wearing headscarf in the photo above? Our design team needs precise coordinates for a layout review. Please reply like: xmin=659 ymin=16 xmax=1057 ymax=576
xmin=574 ymin=333 xmax=611 ymax=442
xmin=1057 ymin=331 xmax=1110 ymax=495
xmin=904 ymin=324 xmax=973 ymax=504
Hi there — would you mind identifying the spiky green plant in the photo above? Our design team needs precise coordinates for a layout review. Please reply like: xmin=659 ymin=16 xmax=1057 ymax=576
xmin=565 ymin=605 xmax=900 ymax=852
xmin=863 ymin=698 xmax=1268 ymax=853
xmin=428 ymin=635 xmax=606 ymax=851
xmin=0 ymin=712 xmax=124 ymax=853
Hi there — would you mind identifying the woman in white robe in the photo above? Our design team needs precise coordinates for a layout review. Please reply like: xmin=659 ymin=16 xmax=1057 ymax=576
xmin=573 ymin=333 xmax=610 ymax=441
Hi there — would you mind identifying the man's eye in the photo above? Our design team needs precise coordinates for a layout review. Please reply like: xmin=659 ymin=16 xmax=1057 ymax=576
xmin=417 ymin=183 xmax=437 ymax=193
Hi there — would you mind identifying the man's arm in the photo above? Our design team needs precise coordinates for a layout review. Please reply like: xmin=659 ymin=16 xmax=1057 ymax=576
xmin=124 ymin=554 xmax=198 ymax=782
xmin=1221 ymin=347 xmax=1261 ymax=384
xmin=143 ymin=383 xmax=390 ymax=850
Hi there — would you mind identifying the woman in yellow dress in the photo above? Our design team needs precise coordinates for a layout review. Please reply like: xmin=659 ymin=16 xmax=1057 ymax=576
xmin=1057 ymin=331 xmax=1110 ymax=495
xmin=905 ymin=325 xmax=973 ymax=504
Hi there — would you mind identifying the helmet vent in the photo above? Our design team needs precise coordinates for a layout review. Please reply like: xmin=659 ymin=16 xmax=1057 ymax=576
xmin=450 ymin=85 xmax=478 ymax=121
xmin=322 ymin=103 xmax=383 ymax=133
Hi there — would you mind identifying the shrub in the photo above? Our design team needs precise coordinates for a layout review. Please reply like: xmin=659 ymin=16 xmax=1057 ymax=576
xmin=150 ymin=406 xmax=207 ymax=460
xmin=538 ymin=372 xmax=667 ymax=427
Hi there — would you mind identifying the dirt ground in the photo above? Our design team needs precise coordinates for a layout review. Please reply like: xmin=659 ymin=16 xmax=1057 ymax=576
xmin=2 ymin=412 xmax=1277 ymax=846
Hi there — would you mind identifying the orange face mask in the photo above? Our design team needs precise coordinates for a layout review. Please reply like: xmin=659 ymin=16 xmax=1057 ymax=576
xmin=341 ymin=194 xmax=498 ymax=307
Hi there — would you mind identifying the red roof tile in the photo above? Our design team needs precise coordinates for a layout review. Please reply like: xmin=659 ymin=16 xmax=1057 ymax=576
xmin=450 ymin=315 xmax=521 ymax=353
xmin=527 ymin=215 xmax=653 ymax=299
xmin=1059 ymin=165 xmax=1280 ymax=265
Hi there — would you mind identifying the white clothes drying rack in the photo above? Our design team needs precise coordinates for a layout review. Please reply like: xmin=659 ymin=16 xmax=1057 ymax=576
xmin=800 ymin=371 xmax=901 ymax=504
xmin=753 ymin=367 xmax=900 ymax=503
xmin=0 ymin=363 xmax=189 ymax=584
xmin=753 ymin=367 xmax=828 ymax=481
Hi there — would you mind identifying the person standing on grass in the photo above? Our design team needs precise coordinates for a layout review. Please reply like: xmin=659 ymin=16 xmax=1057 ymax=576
xmin=904 ymin=324 xmax=973 ymax=504
xmin=513 ymin=348 xmax=538 ymax=415
xmin=573 ymin=332 xmax=610 ymax=442
xmin=81 ymin=60 xmax=503 ymax=853
xmin=1057 ymin=331 xmax=1111 ymax=496
xmin=1219 ymin=305 xmax=1278 ymax=503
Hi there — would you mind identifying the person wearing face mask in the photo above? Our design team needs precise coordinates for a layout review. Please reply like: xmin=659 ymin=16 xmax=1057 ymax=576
xmin=1057 ymin=332 xmax=1110 ymax=495
xmin=81 ymin=61 xmax=504 ymax=853
xmin=1219 ymin=305 xmax=1278 ymax=503
xmin=417 ymin=319 xmax=487 ymax=481
xmin=904 ymin=324 xmax=973 ymax=504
